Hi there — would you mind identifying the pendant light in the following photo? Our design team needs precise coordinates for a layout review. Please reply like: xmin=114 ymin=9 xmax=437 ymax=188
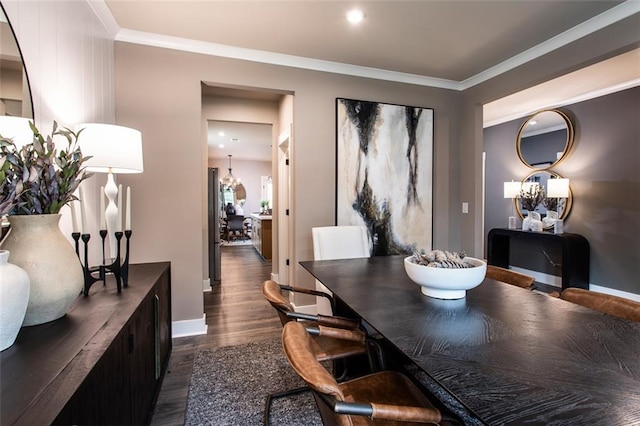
xmin=221 ymin=154 xmax=239 ymax=190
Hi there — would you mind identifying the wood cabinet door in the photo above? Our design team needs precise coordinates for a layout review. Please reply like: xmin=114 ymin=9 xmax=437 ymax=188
xmin=129 ymin=293 xmax=156 ymax=425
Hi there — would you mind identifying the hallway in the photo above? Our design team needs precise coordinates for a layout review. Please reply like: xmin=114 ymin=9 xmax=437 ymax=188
xmin=151 ymin=245 xmax=280 ymax=425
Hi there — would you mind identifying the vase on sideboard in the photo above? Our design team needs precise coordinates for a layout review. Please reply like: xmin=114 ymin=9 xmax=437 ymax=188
xmin=0 ymin=250 xmax=30 ymax=350
xmin=0 ymin=215 xmax=83 ymax=326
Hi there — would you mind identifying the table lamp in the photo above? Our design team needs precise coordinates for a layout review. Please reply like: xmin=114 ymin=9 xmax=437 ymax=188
xmin=76 ymin=123 xmax=143 ymax=258
xmin=546 ymin=178 xmax=569 ymax=234
xmin=0 ymin=116 xmax=34 ymax=148
xmin=503 ymin=181 xmax=521 ymax=229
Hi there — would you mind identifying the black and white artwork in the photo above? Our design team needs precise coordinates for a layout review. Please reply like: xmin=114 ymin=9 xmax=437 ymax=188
xmin=336 ymin=98 xmax=434 ymax=255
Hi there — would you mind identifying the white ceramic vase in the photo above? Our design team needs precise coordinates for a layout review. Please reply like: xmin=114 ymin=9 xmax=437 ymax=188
xmin=522 ymin=210 xmax=543 ymax=232
xmin=0 ymin=250 xmax=30 ymax=350
xmin=0 ymin=215 xmax=83 ymax=326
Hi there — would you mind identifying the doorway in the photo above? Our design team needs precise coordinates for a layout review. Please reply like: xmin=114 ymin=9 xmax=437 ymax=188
xmin=202 ymin=84 xmax=294 ymax=290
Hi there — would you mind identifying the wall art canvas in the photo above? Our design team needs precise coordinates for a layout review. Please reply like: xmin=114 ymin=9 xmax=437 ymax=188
xmin=336 ymin=98 xmax=433 ymax=256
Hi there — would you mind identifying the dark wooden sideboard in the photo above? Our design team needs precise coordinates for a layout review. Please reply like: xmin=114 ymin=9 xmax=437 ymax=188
xmin=0 ymin=262 xmax=172 ymax=425
xmin=487 ymin=228 xmax=589 ymax=290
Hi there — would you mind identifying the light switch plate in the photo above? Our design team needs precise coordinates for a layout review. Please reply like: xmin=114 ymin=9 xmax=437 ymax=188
xmin=462 ymin=202 xmax=469 ymax=214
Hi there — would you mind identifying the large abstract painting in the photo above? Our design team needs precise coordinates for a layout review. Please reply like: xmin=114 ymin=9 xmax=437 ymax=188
xmin=336 ymin=98 xmax=433 ymax=256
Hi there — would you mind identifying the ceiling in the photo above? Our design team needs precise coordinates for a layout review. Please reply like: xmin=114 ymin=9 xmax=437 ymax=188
xmin=100 ymin=0 xmax=639 ymax=161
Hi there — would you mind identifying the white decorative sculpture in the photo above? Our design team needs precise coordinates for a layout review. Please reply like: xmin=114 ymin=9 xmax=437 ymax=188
xmin=522 ymin=211 xmax=543 ymax=232
xmin=543 ymin=210 xmax=559 ymax=229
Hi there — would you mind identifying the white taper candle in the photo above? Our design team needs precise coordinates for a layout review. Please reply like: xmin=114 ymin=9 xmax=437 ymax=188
xmin=125 ymin=186 xmax=131 ymax=231
xmin=70 ymin=202 xmax=78 ymax=233
xmin=117 ymin=184 xmax=123 ymax=232
xmin=100 ymin=186 xmax=106 ymax=230
xmin=79 ymin=186 xmax=87 ymax=234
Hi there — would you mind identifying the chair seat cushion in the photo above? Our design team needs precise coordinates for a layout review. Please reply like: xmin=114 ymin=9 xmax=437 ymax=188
xmin=340 ymin=371 xmax=448 ymax=425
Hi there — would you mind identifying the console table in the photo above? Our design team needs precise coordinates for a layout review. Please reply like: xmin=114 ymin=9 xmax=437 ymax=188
xmin=0 ymin=262 xmax=172 ymax=425
xmin=487 ymin=228 xmax=589 ymax=290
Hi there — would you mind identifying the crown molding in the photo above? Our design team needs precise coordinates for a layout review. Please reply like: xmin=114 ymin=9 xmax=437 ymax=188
xmin=115 ymin=29 xmax=461 ymax=90
xmin=483 ymin=79 xmax=640 ymax=128
xmin=87 ymin=0 xmax=120 ymax=39
xmin=95 ymin=0 xmax=638 ymax=91
xmin=461 ymin=1 xmax=640 ymax=90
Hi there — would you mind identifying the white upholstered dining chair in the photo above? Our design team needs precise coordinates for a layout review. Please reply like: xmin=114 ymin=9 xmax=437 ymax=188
xmin=312 ymin=225 xmax=370 ymax=315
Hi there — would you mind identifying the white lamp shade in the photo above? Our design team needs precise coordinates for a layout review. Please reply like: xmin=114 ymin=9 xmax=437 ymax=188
xmin=76 ymin=123 xmax=144 ymax=174
xmin=0 ymin=116 xmax=33 ymax=148
xmin=503 ymin=181 xmax=521 ymax=198
xmin=547 ymin=178 xmax=570 ymax=198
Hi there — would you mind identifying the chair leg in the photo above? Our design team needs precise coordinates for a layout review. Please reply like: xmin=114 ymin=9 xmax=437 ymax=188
xmin=263 ymin=385 xmax=310 ymax=426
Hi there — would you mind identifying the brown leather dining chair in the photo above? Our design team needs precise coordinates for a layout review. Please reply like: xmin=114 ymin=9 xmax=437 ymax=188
xmin=486 ymin=265 xmax=535 ymax=289
xmin=262 ymin=280 xmax=384 ymax=425
xmin=282 ymin=321 xmax=459 ymax=426
xmin=560 ymin=288 xmax=640 ymax=322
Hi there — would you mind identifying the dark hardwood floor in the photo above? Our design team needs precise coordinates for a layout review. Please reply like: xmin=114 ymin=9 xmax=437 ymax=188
xmin=150 ymin=245 xmax=281 ymax=425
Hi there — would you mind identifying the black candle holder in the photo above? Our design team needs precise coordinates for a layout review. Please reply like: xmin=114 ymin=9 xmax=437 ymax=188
xmin=75 ymin=229 xmax=132 ymax=296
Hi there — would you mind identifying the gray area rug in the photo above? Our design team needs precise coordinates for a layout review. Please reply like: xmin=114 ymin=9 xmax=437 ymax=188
xmin=185 ymin=338 xmax=322 ymax=425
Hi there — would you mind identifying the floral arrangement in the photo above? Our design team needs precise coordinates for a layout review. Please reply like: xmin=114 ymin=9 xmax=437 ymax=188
xmin=542 ymin=196 xmax=558 ymax=212
xmin=410 ymin=249 xmax=474 ymax=269
xmin=519 ymin=185 xmax=544 ymax=212
xmin=0 ymin=121 xmax=91 ymax=216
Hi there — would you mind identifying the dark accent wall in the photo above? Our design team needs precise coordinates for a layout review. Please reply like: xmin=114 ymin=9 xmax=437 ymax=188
xmin=484 ymin=86 xmax=640 ymax=294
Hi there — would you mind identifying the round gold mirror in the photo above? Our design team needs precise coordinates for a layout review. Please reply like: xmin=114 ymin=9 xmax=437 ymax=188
xmin=516 ymin=109 xmax=573 ymax=169
xmin=514 ymin=170 xmax=572 ymax=230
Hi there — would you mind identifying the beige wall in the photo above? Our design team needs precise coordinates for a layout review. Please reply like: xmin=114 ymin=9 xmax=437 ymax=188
xmin=115 ymin=43 xmax=462 ymax=322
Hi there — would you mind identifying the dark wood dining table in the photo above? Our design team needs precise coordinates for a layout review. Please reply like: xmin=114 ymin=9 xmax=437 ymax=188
xmin=300 ymin=255 xmax=640 ymax=426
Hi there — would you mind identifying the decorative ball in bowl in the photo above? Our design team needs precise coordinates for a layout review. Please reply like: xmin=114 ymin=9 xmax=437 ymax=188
xmin=404 ymin=250 xmax=487 ymax=299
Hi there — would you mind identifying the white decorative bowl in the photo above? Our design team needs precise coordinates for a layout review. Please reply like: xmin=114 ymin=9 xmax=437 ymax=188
xmin=404 ymin=256 xmax=487 ymax=299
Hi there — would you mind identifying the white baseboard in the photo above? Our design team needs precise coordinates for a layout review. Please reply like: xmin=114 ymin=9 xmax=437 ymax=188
xmin=590 ymin=284 xmax=640 ymax=302
xmin=511 ymin=267 xmax=640 ymax=301
xmin=511 ymin=266 xmax=562 ymax=288
xmin=172 ymin=313 xmax=208 ymax=338
xmin=202 ymin=278 xmax=211 ymax=292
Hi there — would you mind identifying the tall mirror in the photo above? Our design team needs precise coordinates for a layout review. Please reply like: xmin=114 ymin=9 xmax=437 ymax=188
xmin=0 ymin=3 xmax=33 ymax=118
xmin=515 ymin=170 xmax=572 ymax=229
xmin=516 ymin=109 xmax=573 ymax=169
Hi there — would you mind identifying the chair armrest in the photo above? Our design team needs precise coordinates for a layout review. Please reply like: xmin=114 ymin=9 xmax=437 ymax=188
xmin=316 ymin=314 xmax=361 ymax=330
xmin=319 ymin=394 xmax=446 ymax=424
xmin=306 ymin=325 xmax=365 ymax=343
xmin=370 ymin=403 xmax=442 ymax=424
xmin=280 ymin=284 xmax=334 ymax=301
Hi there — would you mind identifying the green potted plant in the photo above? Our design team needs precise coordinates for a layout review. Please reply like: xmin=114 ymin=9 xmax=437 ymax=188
xmin=260 ymin=199 xmax=270 ymax=214
xmin=0 ymin=121 xmax=92 ymax=326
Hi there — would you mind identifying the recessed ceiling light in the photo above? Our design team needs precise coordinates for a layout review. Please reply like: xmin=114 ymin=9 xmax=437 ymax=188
xmin=218 ymin=131 xmax=225 ymax=137
xmin=219 ymin=144 xmax=225 ymax=148
xmin=346 ymin=9 xmax=364 ymax=24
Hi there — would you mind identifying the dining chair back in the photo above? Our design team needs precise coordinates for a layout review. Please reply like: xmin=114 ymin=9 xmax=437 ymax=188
xmin=282 ymin=321 xmax=457 ymax=426
xmin=261 ymin=280 xmax=380 ymax=425
xmin=312 ymin=226 xmax=370 ymax=315
xmin=486 ymin=265 xmax=535 ymax=289
xmin=226 ymin=215 xmax=246 ymax=241
xmin=560 ymin=288 xmax=640 ymax=322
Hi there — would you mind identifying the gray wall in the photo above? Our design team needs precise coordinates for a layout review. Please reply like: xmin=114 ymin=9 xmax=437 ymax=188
xmin=484 ymin=87 xmax=640 ymax=295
